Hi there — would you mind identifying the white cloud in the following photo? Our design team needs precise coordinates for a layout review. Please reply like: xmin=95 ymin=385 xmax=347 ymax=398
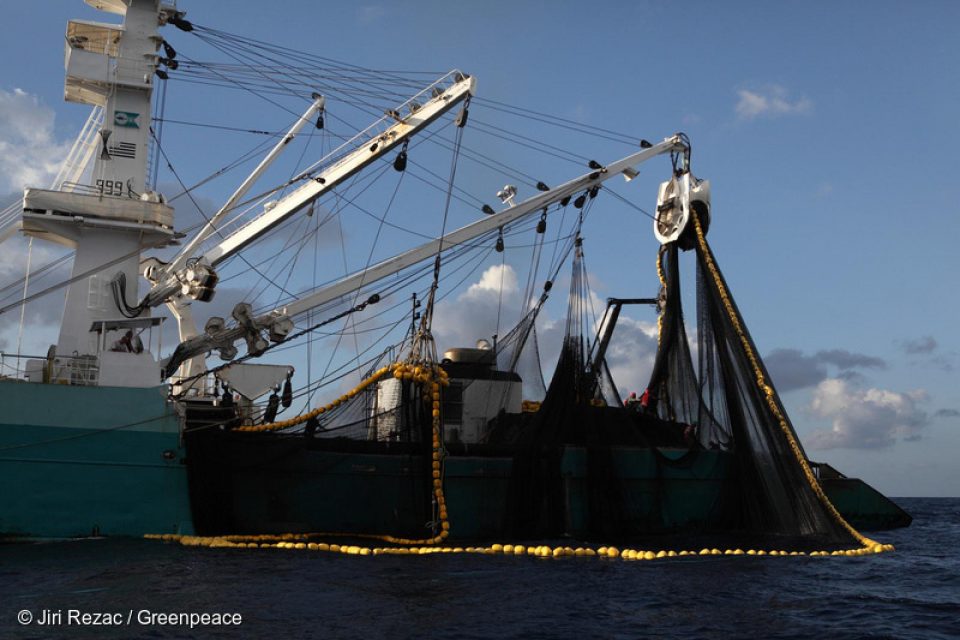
xmin=466 ymin=262 xmax=518 ymax=297
xmin=604 ymin=315 xmax=658 ymax=396
xmin=433 ymin=263 xmax=521 ymax=352
xmin=0 ymin=234 xmax=72 ymax=355
xmin=735 ymin=85 xmax=812 ymax=120
xmin=808 ymin=377 xmax=930 ymax=450
xmin=432 ymin=264 xmax=663 ymax=399
xmin=0 ymin=89 xmax=73 ymax=193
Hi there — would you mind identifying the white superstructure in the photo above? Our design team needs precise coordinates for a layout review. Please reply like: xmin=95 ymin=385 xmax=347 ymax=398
xmin=20 ymin=0 xmax=178 ymax=386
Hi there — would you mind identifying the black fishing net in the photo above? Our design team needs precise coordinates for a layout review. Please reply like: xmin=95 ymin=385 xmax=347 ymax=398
xmin=502 ymin=218 xmax=862 ymax=548
xmin=187 ymin=211 xmax=863 ymax=549
xmin=687 ymin=222 xmax=855 ymax=544
xmin=504 ymin=240 xmax=643 ymax=538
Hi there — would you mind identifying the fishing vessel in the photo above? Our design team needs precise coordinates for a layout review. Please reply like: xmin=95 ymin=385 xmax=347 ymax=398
xmin=0 ymin=0 xmax=909 ymax=544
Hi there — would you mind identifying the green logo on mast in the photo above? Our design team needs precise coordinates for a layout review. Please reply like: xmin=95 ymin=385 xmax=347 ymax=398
xmin=113 ymin=111 xmax=140 ymax=128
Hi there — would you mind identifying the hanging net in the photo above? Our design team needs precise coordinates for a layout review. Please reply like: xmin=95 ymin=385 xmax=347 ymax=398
xmin=501 ymin=215 xmax=871 ymax=550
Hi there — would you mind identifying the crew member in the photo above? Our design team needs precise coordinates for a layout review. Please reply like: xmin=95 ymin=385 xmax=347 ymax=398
xmin=111 ymin=329 xmax=144 ymax=354
xmin=111 ymin=330 xmax=133 ymax=352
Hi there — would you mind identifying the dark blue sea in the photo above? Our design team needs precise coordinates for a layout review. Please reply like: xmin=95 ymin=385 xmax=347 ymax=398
xmin=1 ymin=498 xmax=956 ymax=640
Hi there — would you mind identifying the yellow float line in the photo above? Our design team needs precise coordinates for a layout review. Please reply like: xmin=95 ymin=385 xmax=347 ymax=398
xmin=690 ymin=213 xmax=890 ymax=554
xmin=144 ymin=534 xmax=893 ymax=559
xmin=230 ymin=360 xmax=452 ymax=546
xmin=655 ymin=247 xmax=666 ymax=346
xmin=178 ymin=281 xmax=894 ymax=556
xmin=233 ymin=365 xmax=396 ymax=433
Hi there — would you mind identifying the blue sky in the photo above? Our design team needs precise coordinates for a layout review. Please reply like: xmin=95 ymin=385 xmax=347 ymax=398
xmin=1 ymin=1 xmax=957 ymax=496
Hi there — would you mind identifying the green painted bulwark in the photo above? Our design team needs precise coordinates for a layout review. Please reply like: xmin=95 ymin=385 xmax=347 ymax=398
xmin=0 ymin=380 xmax=194 ymax=538
xmin=561 ymin=447 xmax=732 ymax=535
xmin=821 ymin=478 xmax=912 ymax=530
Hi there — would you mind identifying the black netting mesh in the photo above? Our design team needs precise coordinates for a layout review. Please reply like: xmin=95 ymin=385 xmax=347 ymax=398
xmin=501 ymin=220 xmax=863 ymax=548
xmin=192 ymin=213 xmax=865 ymax=549
xmin=690 ymin=224 xmax=854 ymax=543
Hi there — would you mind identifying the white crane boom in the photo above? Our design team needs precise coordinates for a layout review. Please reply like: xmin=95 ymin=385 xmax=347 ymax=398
xmin=144 ymin=71 xmax=475 ymax=309
xmin=279 ymin=136 xmax=685 ymax=320
xmin=161 ymin=134 xmax=688 ymax=379
xmin=161 ymin=95 xmax=326 ymax=280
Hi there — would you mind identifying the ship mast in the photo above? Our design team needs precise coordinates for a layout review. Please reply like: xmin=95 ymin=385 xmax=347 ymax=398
xmin=20 ymin=0 xmax=179 ymax=385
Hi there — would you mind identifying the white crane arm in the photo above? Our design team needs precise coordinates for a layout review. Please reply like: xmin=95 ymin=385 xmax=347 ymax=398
xmin=161 ymin=134 xmax=687 ymax=379
xmin=279 ymin=136 xmax=685 ymax=321
xmin=145 ymin=71 xmax=475 ymax=309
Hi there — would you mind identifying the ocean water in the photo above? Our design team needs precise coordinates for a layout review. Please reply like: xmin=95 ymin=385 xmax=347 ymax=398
xmin=1 ymin=497 xmax=956 ymax=640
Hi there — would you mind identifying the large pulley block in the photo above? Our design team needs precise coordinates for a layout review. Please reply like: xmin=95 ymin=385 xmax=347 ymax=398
xmin=654 ymin=172 xmax=710 ymax=250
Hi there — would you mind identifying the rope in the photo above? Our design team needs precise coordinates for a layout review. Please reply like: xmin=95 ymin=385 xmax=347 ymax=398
xmin=690 ymin=212 xmax=890 ymax=554
xmin=656 ymin=245 xmax=666 ymax=346
xmin=233 ymin=361 xmax=452 ymax=545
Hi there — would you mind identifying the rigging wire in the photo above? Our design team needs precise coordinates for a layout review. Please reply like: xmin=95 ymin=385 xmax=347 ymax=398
xmin=149 ymin=128 xmax=300 ymax=300
xmin=182 ymin=29 xmax=610 ymax=203
xmin=472 ymin=97 xmax=642 ymax=146
xmin=3 ymin=24 xmax=669 ymax=400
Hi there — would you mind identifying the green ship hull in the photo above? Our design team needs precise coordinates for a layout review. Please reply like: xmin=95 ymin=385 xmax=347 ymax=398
xmin=0 ymin=380 xmax=193 ymax=538
xmin=184 ymin=430 xmax=910 ymax=541
xmin=0 ymin=382 xmax=908 ymax=539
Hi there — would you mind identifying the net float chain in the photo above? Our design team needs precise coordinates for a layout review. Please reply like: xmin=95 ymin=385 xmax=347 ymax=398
xmin=144 ymin=536 xmax=894 ymax=558
xmin=234 ymin=361 xmax=447 ymax=432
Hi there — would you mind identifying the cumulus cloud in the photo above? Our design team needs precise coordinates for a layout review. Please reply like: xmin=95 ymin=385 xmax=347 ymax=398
xmin=430 ymin=264 xmax=661 ymax=399
xmin=764 ymin=347 xmax=885 ymax=393
xmin=735 ymin=85 xmax=812 ymax=120
xmin=808 ymin=378 xmax=931 ymax=450
xmin=0 ymin=237 xmax=69 ymax=355
xmin=0 ymin=233 xmax=71 ymax=344
xmin=0 ymin=89 xmax=73 ymax=193
xmin=433 ymin=263 xmax=520 ymax=352
xmin=604 ymin=315 xmax=658 ymax=396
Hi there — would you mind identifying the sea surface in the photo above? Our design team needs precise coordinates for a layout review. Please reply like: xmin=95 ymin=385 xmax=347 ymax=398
xmin=1 ymin=497 xmax=956 ymax=640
